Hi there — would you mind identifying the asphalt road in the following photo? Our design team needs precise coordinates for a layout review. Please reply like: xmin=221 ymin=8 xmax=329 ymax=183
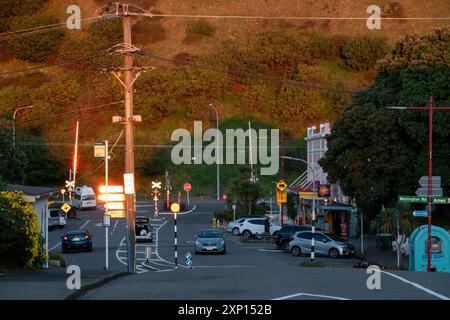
xmin=79 ymin=201 xmax=450 ymax=300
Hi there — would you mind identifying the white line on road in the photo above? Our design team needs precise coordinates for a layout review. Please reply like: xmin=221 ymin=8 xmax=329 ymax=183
xmin=110 ymin=220 xmax=119 ymax=236
xmin=272 ymin=292 xmax=351 ymax=301
xmin=377 ymin=269 xmax=449 ymax=300
xmin=79 ymin=220 xmax=90 ymax=230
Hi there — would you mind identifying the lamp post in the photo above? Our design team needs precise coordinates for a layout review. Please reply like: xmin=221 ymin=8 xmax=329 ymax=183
xmin=209 ymin=103 xmax=220 ymax=201
xmin=281 ymin=156 xmax=317 ymax=262
xmin=386 ymin=97 xmax=450 ymax=272
xmin=12 ymin=105 xmax=33 ymax=148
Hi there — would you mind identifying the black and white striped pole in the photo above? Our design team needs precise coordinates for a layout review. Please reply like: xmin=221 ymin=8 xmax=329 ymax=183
xmin=170 ymin=203 xmax=180 ymax=269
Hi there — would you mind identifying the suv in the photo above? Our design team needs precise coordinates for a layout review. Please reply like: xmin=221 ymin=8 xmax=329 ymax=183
xmin=48 ymin=208 xmax=66 ymax=231
xmin=275 ymin=226 xmax=322 ymax=251
xmin=288 ymin=231 xmax=355 ymax=258
xmin=239 ymin=218 xmax=281 ymax=238
xmin=135 ymin=216 xmax=153 ymax=242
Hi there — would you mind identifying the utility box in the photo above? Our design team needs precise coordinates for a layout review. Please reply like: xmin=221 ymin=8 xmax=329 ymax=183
xmin=409 ymin=225 xmax=450 ymax=272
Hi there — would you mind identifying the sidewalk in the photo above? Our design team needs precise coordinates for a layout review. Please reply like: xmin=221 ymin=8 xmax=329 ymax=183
xmin=353 ymin=235 xmax=409 ymax=269
xmin=0 ymin=266 xmax=126 ymax=300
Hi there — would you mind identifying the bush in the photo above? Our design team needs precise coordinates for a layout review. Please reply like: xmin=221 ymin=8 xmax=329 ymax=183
xmin=307 ymin=35 xmax=334 ymax=59
xmin=7 ymin=13 xmax=65 ymax=62
xmin=184 ymin=19 xmax=215 ymax=43
xmin=0 ymin=191 xmax=41 ymax=270
xmin=341 ymin=36 xmax=388 ymax=70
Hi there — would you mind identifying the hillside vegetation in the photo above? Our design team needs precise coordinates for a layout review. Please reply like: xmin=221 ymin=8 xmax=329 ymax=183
xmin=0 ymin=0 xmax=448 ymax=195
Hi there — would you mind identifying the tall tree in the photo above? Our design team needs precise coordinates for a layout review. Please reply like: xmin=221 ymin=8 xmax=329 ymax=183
xmin=319 ymin=28 xmax=450 ymax=218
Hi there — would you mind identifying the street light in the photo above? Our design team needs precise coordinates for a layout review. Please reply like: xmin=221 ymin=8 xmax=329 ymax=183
xmin=209 ymin=103 xmax=220 ymax=201
xmin=281 ymin=156 xmax=317 ymax=262
xmin=12 ymin=105 xmax=33 ymax=148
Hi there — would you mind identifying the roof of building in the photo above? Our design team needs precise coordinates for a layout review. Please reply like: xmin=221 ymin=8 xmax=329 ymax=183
xmin=5 ymin=184 xmax=59 ymax=197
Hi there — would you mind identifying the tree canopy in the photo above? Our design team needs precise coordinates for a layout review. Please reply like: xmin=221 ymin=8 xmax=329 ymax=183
xmin=319 ymin=28 xmax=450 ymax=218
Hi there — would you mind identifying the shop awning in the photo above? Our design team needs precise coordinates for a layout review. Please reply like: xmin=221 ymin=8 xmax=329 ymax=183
xmin=318 ymin=204 xmax=356 ymax=212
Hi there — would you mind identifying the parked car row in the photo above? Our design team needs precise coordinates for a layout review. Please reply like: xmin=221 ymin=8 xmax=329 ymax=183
xmin=226 ymin=218 xmax=355 ymax=259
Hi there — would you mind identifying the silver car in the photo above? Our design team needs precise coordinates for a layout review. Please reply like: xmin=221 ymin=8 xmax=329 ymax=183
xmin=288 ymin=231 xmax=355 ymax=258
xmin=195 ymin=229 xmax=226 ymax=254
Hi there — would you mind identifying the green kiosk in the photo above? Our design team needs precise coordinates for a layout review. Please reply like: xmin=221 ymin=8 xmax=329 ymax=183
xmin=409 ymin=225 xmax=450 ymax=272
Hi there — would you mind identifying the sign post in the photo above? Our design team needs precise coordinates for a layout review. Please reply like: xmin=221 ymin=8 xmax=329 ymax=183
xmin=170 ymin=203 xmax=180 ymax=269
xmin=276 ymin=180 xmax=287 ymax=225
xmin=151 ymin=181 xmax=162 ymax=219
xmin=184 ymin=183 xmax=191 ymax=208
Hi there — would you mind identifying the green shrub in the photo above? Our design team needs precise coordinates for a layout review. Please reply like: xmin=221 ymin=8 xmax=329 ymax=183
xmin=7 ymin=13 xmax=65 ymax=62
xmin=307 ymin=35 xmax=334 ymax=58
xmin=186 ymin=19 xmax=215 ymax=37
xmin=341 ymin=36 xmax=388 ymax=70
xmin=0 ymin=191 xmax=41 ymax=270
xmin=185 ymin=19 xmax=215 ymax=43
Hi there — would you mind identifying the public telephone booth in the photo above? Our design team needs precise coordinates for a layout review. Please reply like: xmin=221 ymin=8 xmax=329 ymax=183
xmin=409 ymin=225 xmax=450 ymax=272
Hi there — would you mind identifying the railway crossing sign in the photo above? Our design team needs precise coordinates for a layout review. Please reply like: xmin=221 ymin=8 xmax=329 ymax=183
xmin=276 ymin=180 xmax=287 ymax=192
xmin=152 ymin=181 xmax=162 ymax=190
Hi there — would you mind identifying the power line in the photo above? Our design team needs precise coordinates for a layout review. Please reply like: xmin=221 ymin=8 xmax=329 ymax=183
xmin=0 ymin=16 xmax=106 ymax=41
xmin=148 ymin=13 xmax=450 ymax=21
xmin=19 ymin=100 xmax=124 ymax=123
xmin=0 ymin=52 xmax=109 ymax=78
xmin=77 ymin=129 xmax=124 ymax=180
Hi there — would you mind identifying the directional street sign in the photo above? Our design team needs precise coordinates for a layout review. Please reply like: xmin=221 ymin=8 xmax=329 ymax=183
xmin=398 ymin=195 xmax=450 ymax=204
xmin=413 ymin=211 xmax=428 ymax=217
xmin=109 ymin=210 xmax=126 ymax=218
xmin=419 ymin=176 xmax=441 ymax=187
xmin=416 ymin=176 xmax=442 ymax=197
xmin=60 ymin=203 xmax=72 ymax=214
xmin=276 ymin=180 xmax=287 ymax=192
xmin=415 ymin=188 xmax=443 ymax=197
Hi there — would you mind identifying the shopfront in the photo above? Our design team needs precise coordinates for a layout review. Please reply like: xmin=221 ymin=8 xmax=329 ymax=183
xmin=317 ymin=204 xmax=357 ymax=238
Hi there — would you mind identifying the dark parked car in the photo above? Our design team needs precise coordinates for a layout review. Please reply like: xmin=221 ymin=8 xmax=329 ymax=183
xmin=135 ymin=216 xmax=153 ymax=242
xmin=275 ymin=225 xmax=322 ymax=251
xmin=61 ymin=229 xmax=92 ymax=253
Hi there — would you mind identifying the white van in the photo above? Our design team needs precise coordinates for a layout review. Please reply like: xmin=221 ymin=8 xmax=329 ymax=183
xmin=72 ymin=186 xmax=97 ymax=210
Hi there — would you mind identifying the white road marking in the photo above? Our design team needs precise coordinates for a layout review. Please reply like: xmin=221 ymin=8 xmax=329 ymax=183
xmin=377 ymin=269 xmax=450 ymax=300
xmin=273 ymin=292 xmax=350 ymax=300
xmin=79 ymin=220 xmax=90 ymax=229
xmin=110 ymin=220 xmax=119 ymax=235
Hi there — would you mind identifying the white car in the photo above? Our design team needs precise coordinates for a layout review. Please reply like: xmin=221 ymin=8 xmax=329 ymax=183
xmin=72 ymin=186 xmax=97 ymax=210
xmin=226 ymin=218 xmax=247 ymax=235
xmin=238 ymin=218 xmax=281 ymax=238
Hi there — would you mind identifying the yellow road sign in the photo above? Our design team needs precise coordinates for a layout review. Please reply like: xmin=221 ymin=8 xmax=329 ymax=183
xmin=276 ymin=191 xmax=287 ymax=204
xmin=60 ymin=203 xmax=72 ymax=214
xmin=109 ymin=210 xmax=126 ymax=218
xmin=276 ymin=180 xmax=287 ymax=192
xmin=171 ymin=203 xmax=180 ymax=213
